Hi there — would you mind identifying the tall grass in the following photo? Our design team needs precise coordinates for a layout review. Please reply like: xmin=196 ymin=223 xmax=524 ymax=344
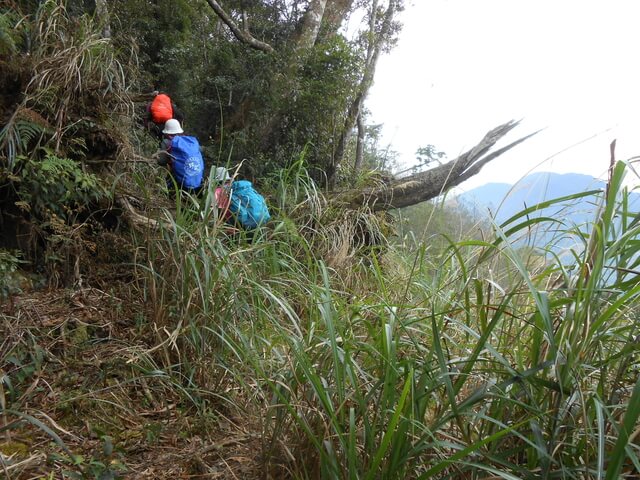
xmin=0 ymin=0 xmax=135 ymax=167
xmin=135 ymin=158 xmax=640 ymax=478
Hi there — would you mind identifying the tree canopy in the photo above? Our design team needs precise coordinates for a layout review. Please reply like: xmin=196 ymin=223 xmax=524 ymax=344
xmin=97 ymin=0 xmax=406 ymax=183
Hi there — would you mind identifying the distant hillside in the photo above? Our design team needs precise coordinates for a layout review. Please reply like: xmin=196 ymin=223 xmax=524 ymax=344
xmin=460 ymin=172 xmax=614 ymax=224
xmin=459 ymin=172 xmax=640 ymax=248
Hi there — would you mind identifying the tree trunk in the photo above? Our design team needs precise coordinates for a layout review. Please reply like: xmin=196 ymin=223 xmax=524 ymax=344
xmin=354 ymin=113 xmax=365 ymax=175
xmin=322 ymin=0 xmax=356 ymax=38
xmin=256 ymin=0 xmax=333 ymax=149
xmin=292 ymin=0 xmax=329 ymax=50
xmin=94 ymin=0 xmax=111 ymax=38
xmin=339 ymin=121 xmax=540 ymax=211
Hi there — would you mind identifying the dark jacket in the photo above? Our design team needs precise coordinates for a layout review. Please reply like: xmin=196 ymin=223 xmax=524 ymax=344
xmin=157 ymin=137 xmax=173 ymax=167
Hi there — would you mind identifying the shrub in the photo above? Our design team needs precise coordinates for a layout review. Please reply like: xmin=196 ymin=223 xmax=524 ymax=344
xmin=14 ymin=151 xmax=107 ymax=220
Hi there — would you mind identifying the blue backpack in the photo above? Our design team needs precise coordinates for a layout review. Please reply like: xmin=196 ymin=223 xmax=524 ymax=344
xmin=170 ymin=136 xmax=204 ymax=190
xmin=229 ymin=180 xmax=271 ymax=229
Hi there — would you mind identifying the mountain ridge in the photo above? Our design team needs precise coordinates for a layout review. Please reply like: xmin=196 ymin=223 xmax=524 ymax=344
xmin=459 ymin=172 xmax=614 ymax=224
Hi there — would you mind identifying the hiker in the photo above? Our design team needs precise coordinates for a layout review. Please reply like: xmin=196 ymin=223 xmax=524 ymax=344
xmin=156 ymin=119 xmax=204 ymax=194
xmin=213 ymin=167 xmax=233 ymax=222
xmin=145 ymin=91 xmax=184 ymax=139
xmin=212 ymin=166 xmax=270 ymax=230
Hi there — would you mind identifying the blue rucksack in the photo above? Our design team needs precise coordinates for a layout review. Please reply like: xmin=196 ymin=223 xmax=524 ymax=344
xmin=170 ymin=136 xmax=204 ymax=190
xmin=229 ymin=180 xmax=271 ymax=229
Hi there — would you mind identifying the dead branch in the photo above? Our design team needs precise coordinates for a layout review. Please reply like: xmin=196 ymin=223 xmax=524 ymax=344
xmin=205 ymin=0 xmax=274 ymax=53
xmin=341 ymin=120 xmax=541 ymax=211
xmin=116 ymin=195 xmax=159 ymax=230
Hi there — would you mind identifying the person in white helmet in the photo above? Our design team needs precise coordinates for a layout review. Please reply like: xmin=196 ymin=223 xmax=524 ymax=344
xmin=156 ymin=119 xmax=204 ymax=193
xmin=157 ymin=118 xmax=183 ymax=167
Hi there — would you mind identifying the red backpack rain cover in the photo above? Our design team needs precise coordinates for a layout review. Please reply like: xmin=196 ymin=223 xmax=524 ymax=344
xmin=150 ymin=94 xmax=173 ymax=123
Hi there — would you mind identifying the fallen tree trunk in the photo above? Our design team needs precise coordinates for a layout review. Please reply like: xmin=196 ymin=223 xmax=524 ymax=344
xmin=339 ymin=120 xmax=540 ymax=211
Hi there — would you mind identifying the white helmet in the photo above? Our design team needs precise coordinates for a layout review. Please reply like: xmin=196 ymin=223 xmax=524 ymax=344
xmin=162 ymin=119 xmax=183 ymax=135
xmin=214 ymin=167 xmax=230 ymax=182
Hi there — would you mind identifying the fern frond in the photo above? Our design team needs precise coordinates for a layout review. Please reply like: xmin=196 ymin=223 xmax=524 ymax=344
xmin=0 ymin=108 xmax=50 ymax=170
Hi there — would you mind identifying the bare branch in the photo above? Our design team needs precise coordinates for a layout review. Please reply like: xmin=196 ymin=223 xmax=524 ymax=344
xmin=205 ymin=0 xmax=274 ymax=53
xmin=116 ymin=195 xmax=159 ymax=230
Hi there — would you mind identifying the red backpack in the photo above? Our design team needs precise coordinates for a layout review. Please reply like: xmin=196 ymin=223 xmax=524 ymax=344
xmin=215 ymin=186 xmax=232 ymax=220
xmin=150 ymin=94 xmax=173 ymax=123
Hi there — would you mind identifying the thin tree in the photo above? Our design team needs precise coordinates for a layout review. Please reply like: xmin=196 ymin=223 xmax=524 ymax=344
xmin=329 ymin=0 xmax=399 ymax=187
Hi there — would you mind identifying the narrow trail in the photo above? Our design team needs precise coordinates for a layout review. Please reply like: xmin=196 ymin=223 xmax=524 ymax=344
xmin=2 ymin=272 xmax=264 ymax=479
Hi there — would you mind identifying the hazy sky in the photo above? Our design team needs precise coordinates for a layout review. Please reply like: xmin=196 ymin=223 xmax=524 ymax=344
xmin=367 ymin=0 xmax=640 ymax=190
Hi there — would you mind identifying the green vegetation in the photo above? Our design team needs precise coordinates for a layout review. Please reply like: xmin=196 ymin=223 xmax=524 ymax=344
xmin=4 ymin=156 xmax=640 ymax=477
xmin=2 ymin=1 xmax=640 ymax=478
xmin=14 ymin=152 xmax=107 ymax=219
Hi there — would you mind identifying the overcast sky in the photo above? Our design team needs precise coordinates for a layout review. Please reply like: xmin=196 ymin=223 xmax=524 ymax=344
xmin=367 ymin=0 xmax=640 ymax=190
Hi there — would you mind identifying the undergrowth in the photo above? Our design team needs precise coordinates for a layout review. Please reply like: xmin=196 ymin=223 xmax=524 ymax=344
xmin=3 ymin=156 xmax=640 ymax=478
xmin=130 ymin=158 xmax=640 ymax=478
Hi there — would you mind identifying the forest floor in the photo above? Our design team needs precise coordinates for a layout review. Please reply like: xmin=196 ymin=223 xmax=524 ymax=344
xmin=1 ymin=257 xmax=266 ymax=479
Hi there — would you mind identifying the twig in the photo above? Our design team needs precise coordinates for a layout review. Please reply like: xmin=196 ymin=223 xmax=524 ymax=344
xmin=0 ymin=371 xmax=9 ymax=443
xmin=200 ymin=434 xmax=254 ymax=454
xmin=3 ymin=453 xmax=46 ymax=472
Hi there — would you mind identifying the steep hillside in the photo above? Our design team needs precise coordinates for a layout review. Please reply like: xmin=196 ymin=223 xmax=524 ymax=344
xmin=4 ymin=3 xmax=640 ymax=479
